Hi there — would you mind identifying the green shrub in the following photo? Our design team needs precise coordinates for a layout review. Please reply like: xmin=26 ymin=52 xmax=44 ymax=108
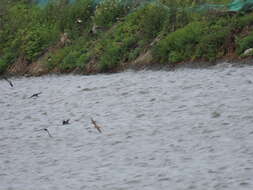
xmin=92 ymin=3 xmax=169 ymax=71
xmin=235 ymin=13 xmax=253 ymax=28
xmin=160 ymin=0 xmax=192 ymax=33
xmin=153 ymin=22 xmax=205 ymax=64
xmin=2 ymin=48 xmax=18 ymax=65
xmin=47 ymin=48 xmax=70 ymax=70
xmin=99 ymin=43 xmax=122 ymax=71
xmin=57 ymin=0 xmax=94 ymax=38
xmin=5 ymin=3 xmax=41 ymax=32
xmin=0 ymin=2 xmax=60 ymax=64
xmin=76 ymin=53 xmax=90 ymax=69
xmin=124 ymin=3 xmax=169 ymax=39
xmin=134 ymin=3 xmax=169 ymax=39
xmin=236 ymin=32 xmax=253 ymax=54
xmin=94 ymin=0 xmax=129 ymax=28
xmin=20 ymin=25 xmax=59 ymax=61
xmin=195 ymin=26 xmax=231 ymax=60
xmin=153 ymin=15 xmax=237 ymax=64
xmin=0 ymin=58 xmax=8 ymax=74
xmin=128 ymin=47 xmax=141 ymax=61
xmin=60 ymin=50 xmax=82 ymax=71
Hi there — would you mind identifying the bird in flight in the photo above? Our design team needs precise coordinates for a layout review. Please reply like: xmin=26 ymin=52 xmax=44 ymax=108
xmin=62 ymin=119 xmax=70 ymax=125
xmin=3 ymin=76 xmax=13 ymax=87
xmin=36 ymin=128 xmax=53 ymax=138
xmin=30 ymin=92 xmax=42 ymax=98
xmin=91 ymin=118 xmax=102 ymax=133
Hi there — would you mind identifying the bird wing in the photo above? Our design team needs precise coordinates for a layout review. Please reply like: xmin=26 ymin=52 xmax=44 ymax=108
xmin=3 ymin=77 xmax=13 ymax=87
xmin=91 ymin=118 xmax=102 ymax=133
xmin=96 ymin=126 xmax=102 ymax=133
xmin=46 ymin=130 xmax=53 ymax=138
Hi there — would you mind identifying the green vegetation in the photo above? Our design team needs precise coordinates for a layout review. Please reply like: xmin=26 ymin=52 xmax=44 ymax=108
xmin=0 ymin=58 xmax=8 ymax=74
xmin=1 ymin=0 xmax=253 ymax=75
xmin=236 ymin=32 xmax=253 ymax=54
xmin=94 ymin=0 xmax=130 ymax=28
xmin=94 ymin=2 xmax=169 ymax=71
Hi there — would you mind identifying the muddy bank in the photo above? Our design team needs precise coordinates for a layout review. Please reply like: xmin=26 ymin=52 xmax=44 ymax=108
xmin=4 ymin=54 xmax=253 ymax=77
xmin=4 ymin=59 xmax=253 ymax=76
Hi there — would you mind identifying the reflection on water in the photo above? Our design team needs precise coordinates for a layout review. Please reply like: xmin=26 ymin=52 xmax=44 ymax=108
xmin=1 ymin=64 xmax=253 ymax=189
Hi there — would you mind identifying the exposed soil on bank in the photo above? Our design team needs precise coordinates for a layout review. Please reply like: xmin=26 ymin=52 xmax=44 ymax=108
xmin=3 ymin=50 xmax=253 ymax=77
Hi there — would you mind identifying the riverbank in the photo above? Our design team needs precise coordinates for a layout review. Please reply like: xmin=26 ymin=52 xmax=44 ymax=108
xmin=1 ymin=0 xmax=253 ymax=76
xmin=3 ymin=53 xmax=253 ymax=77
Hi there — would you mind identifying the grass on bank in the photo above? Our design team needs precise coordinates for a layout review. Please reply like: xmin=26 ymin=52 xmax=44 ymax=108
xmin=1 ymin=0 xmax=253 ymax=74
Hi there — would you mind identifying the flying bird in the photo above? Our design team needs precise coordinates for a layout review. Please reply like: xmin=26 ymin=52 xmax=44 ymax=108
xmin=43 ymin=128 xmax=53 ymax=138
xmin=30 ymin=92 xmax=42 ymax=98
xmin=91 ymin=118 xmax=102 ymax=133
xmin=3 ymin=77 xmax=13 ymax=87
xmin=36 ymin=128 xmax=53 ymax=138
xmin=62 ymin=119 xmax=70 ymax=125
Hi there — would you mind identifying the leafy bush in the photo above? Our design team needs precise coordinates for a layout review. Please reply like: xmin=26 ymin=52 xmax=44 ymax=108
xmin=160 ymin=0 xmax=193 ymax=33
xmin=237 ymin=13 xmax=253 ymax=28
xmin=2 ymin=48 xmax=18 ymax=65
xmin=229 ymin=13 xmax=253 ymax=29
xmin=99 ymin=42 xmax=122 ymax=71
xmin=92 ymin=3 xmax=170 ymax=71
xmin=94 ymin=0 xmax=129 ymax=28
xmin=121 ymin=3 xmax=170 ymax=40
xmin=4 ymin=3 xmax=41 ymax=32
xmin=76 ymin=53 xmax=90 ymax=69
xmin=47 ymin=48 xmax=70 ymax=70
xmin=236 ymin=32 xmax=253 ymax=55
xmin=56 ymin=0 xmax=94 ymax=38
xmin=153 ymin=22 xmax=205 ymax=64
xmin=128 ymin=47 xmax=141 ymax=61
xmin=153 ymin=14 xmax=237 ymax=64
xmin=195 ymin=26 xmax=231 ymax=60
xmin=0 ymin=58 xmax=8 ymax=74
xmin=134 ymin=3 xmax=169 ymax=38
xmin=20 ymin=25 xmax=59 ymax=61
xmin=0 ymin=1 xmax=60 ymax=66
xmin=60 ymin=50 xmax=82 ymax=71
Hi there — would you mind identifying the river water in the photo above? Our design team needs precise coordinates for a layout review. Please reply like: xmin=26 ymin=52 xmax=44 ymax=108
xmin=1 ymin=64 xmax=253 ymax=190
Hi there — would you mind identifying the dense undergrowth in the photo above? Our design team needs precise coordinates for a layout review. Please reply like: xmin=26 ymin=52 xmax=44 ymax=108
xmin=1 ymin=0 xmax=253 ymax=75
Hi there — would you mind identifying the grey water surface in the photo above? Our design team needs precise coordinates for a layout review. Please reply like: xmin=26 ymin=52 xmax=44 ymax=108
xmin=1 ymin=63 xmax=253 ymax=190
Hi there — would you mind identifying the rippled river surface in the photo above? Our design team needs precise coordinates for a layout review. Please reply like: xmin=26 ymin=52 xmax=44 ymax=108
xmin=1 ymin=64 xmax=253 ymax=190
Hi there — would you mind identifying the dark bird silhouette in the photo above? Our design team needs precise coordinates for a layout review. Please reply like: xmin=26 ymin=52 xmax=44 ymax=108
xmin=62 ymin=119 xmax=70 ymax=125
xmin=30 ymin=92 xmax=42 ymax=98
xmin=43 ymin=128 xmax=53 ymax=138
xmin=91 ymin=118 xmax=102 ymax=133
xmin=3 ymin=77 xmax=13 ymax=87
xmin=36 ymin=128 xmax=53 ymax=138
